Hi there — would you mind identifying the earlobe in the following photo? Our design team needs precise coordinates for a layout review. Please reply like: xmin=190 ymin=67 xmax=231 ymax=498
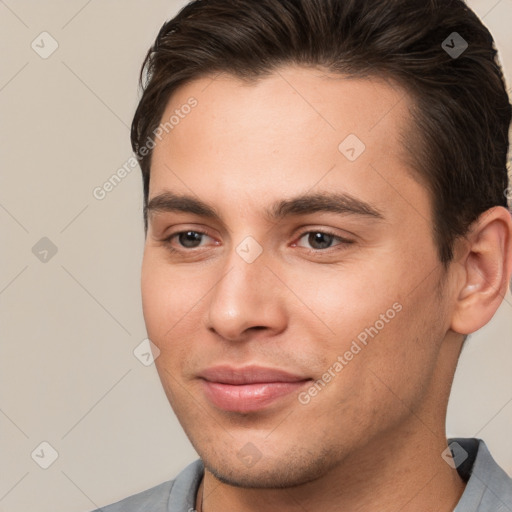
xmin=450 ymin=206 xmax=512 ymax=335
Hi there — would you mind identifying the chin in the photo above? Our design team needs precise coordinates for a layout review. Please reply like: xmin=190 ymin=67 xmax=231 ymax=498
xmin=200 ymin=445 xmax=336 ymax=489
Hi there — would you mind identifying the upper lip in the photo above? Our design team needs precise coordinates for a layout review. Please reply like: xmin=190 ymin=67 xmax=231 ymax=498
xmin=199 ymin=365 xmax=311 ymax=385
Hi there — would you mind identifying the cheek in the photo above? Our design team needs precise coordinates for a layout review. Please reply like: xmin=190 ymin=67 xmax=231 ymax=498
xmin=293 ymin=259 xmax=442 ymax=409
xmin=288 ymin=261 xmax=402 ymax=344
xmin=141 ymin=256 xmax=168 ymax=341
xmin=296 ymin=308 xmax=440 ymax=448
xmin=141 ymin=254 xmax=193 ymax=332
xmin=344 ymin=285 xmax=443 ymax=413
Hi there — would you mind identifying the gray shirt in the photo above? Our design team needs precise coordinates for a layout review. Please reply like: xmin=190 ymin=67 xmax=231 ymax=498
xmin=90 ymin=438 xmax=511 ymax=511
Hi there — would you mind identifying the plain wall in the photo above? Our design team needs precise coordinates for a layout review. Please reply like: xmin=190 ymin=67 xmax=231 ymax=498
xmin=0 ymin=1 xmax=511 ymax=511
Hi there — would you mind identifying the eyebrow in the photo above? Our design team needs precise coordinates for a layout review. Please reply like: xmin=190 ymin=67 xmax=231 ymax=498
xmin=146 ymin=190 xmax=385 ymax=223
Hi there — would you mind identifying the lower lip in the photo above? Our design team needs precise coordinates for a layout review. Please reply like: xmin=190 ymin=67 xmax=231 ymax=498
xmin=201 ymin=380 xmax=311 ymax=413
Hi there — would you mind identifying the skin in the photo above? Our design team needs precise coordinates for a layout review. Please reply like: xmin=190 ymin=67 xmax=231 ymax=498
xmin=141 ymin=65 xmax=512 ymax=512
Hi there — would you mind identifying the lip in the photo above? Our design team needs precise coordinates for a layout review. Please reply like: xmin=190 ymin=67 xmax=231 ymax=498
xmin=199 ymin=365 xmax=312 ymax=413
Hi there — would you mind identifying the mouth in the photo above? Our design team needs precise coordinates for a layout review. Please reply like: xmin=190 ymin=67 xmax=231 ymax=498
xmin=198 ymin=365 xmax=313 ymax=413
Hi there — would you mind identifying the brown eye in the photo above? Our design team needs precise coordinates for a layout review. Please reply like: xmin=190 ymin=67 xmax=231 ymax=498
xmin=176 ymin=231 xmax=205 ymax=248
xmin=295 ymin=230 xmax=353 ymax=251
xmin=162 ymin=230 xmax=214 ymax=252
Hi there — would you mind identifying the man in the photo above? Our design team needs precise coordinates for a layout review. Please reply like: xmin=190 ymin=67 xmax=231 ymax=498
xmin=91 ymin=0 xmax=512 ymax=510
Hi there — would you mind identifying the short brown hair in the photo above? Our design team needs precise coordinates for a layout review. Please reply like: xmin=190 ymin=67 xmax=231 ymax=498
xmin=131 ymin=0 xmax=511 ymax=266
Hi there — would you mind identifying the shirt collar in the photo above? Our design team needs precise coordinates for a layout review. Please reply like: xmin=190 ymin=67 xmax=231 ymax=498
xmin=452 ymin=438 xmax=512 ymax=512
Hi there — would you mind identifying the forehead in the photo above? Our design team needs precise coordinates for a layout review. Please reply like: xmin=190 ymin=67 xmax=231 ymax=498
xmin=149 ymin=65 xmax=426 ymax=223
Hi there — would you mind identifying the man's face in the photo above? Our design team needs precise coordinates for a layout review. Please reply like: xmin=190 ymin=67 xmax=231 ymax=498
xmin=142 ymin=66 xmax=456 ymax=487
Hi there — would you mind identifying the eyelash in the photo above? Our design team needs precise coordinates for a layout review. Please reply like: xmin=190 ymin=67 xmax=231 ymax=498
xmin=160 ymin=228 xmax=354 ymax=255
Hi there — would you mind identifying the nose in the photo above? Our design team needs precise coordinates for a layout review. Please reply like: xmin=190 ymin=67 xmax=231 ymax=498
xmin=205 ymin=243 xmax=287 ymax=342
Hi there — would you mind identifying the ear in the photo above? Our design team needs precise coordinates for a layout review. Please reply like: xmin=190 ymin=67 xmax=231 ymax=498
xmin=450 ymin=206 xmax=512 ymax=335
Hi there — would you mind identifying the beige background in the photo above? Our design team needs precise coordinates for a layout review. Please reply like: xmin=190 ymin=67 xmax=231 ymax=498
xmin=0 ymin=1 xmax=511 ymax=511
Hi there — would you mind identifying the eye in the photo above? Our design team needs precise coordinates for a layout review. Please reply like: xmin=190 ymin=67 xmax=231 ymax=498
xmin=163 ymin=230 xmax=214 ymax=251
xmin=294 ymin=230 xmax=354 ymax=251
xmin=160 ymin=228 xmax=353 ymax=254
